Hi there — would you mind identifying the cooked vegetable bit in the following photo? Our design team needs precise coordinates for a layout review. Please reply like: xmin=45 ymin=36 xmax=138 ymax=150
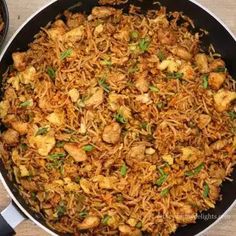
xmin=83 ymin=144 xmax=94 ymax=152
xmin=60 ymin=49 xmax=72 ymax=60
xmin=185 ymin=163 xmax=205 ymax=177
xmin=139 ymin=38 xmax=150 ymax=52
xmin=35 ymin=127 xmax=49 ymax=136
xmin=120 ymin=163 xmax=128 ymax=177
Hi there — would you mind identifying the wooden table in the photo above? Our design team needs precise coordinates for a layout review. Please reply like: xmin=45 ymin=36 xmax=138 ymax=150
xmin=1 ymin=0 xmax=236 ymax=235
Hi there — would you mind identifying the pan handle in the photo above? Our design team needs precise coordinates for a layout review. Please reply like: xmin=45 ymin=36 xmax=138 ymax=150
xmin=0 ymin=201 xmax=25 ymax=236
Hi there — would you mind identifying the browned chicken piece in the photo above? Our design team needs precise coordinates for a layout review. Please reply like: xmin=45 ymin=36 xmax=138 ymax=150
xmin=64 ymin=143 xmax=87 ymax=162
xmin=129 ymin=144 xmax=146 ymax=160
xmin=47 ymin=20 xmax=66 ymax=40
xmin=198 ymin=114 xmax=211 ymax=129
xmin=118 ymin=224 xmax=142 ymax=236
xmin=102 ymin=122 xmax=121 ymax=144
xmin=12 ymin=52 xmax=27 ymax=71
xmin=179 ymin=64 xmax=195 ymax=80
xmin=20 ymin=179 xmax=38 ymax=191
xmin=173 ymin=202 xmax=196 ymax=224
xmin=158 ymin=29 xmax=177 ymax=45
xmin=208 ymin=72 xmax=226 ymax=90
xmin=91 ymin=6 xmax=117 ymax=18
xmin=65 ymin=12 xmax=86 ymax=28
xmin=209 ymin=58 xmax=225 ymax=71
xmin=213 ymin=90 xmax=236 ymax=112
xmin=172 ymin=47 xmax=192 ymax=61
xmin=195 ymin=53 xmax=209 ymax=73
xmin=78 ymin=216 xmax=100 ymax=230
xmin=85 ymin=87 xmax=104 ymax=108
xmin=2 ymin=129 xmax=19 ymax=145
xmin=210 ymin=139 xmax=228 ymax=151
xmin=10 ymin=120 xmax=28 ymax=135
xmin=209 ymin=164 xmax=226 ymax=179
xmin=134 ymin=73 xmax=149 ymax=93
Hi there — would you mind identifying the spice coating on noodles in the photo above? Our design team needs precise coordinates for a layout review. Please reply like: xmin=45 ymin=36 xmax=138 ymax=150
xmin=0 ymin=5 xmax=236 ymax=236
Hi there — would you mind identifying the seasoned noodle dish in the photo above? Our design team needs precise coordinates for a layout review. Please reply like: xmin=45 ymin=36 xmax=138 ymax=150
xmin=1 ymin=5 xmax=236 ymax=236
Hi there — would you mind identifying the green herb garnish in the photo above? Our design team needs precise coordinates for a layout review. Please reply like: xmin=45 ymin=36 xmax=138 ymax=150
xmin=48 ymin=153 xmax=66 ymax=159
xmin=120 ymin=163 xmax=128 ymax=177
xmin=60 ymin=49 xmax=72 ymax=60
xmin=79 ymin=210 xmax=88 ymax=218
xmin=157 ymin=51 xmax=166 ymax=62
xmin=135 ymin=221 xmax=142 ymax=229
xmin=228 ymin=111 xmax=236 ymax=120
xmin=214 ymin=66 xmax=226 ymax=73
xmin=203 ymin=182 xmax=210 ymax=198
xmin=19 ymin=100 xmax=32 ymax=107
xmin=83 ymin=144 xmax=94 ymax=152
xmin=139 ymin=38 xmax=150 ymax=53
xmin=167 ymin=72 xmax=183 ymax=80
xmin=100 ymin=59 xmax=112 ymax=66
xmin=156 ymin=102 xmax=164 ymax=110
xmin=75 ymin=176 xmax=81 ymax=183
xmin=55 ymin=204 xmax=66 ymax=217
xmin=47 ymin=67 xmax=56 ymax=80
xmin=114 ymin=113 xmax=127 ymax=124
xmin=128 ymin=65 xmax=139 ymax=74
xmin=99 ymin=78 xmax=110 ymax=93
xmin=36 ymin=127 xmax=48 ymax=136
xmin=56 ymin=141 xmax=65 ymax=148
xmin=116 ymin=193 xmax=124 ymax=202
xmin=20 ymin=143 xmax=28 ymax=151
xmin=130 ymin=31 xmax=139 ymax=40
xmin=202 ymin=75 xmax=209 ymax=89
xmin=156 ymin=168 xmax=168 ymax=186
xmin=160 ymin=188 xmax=169 ymax=197
xmin=102 ymin=214 xmax=111 ymax=225
xmin=149 ymin=85 xmax=159 ymax=92
xmin=185 ymin=163 xmax=205 ymax=177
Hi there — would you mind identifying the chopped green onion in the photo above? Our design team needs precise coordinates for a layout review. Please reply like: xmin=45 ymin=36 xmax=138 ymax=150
xmin=214 ymin=66 xmax=226 ymax=73
xmin=167 ymin=72 xmax=183 ymax=80
xmin=55 ymin=204 xmax=66 ymax=217
xmin=128 ymin=65 xmax=139 ymax=74
xmin=100 ymin=59 xmax=112 ymax=66
xmin=35 ymin=127 xmax=48 ymax=136
xmin=202 ymin=75 xmax=209 ymax=89
xmin=83 ymin=144 xmax=94 ymax=152
xmin=79 ymin=210 xmax=88 ymax=218
xmin=130 ymin=31 xmax=139 ymax=40
xmin=149 ymin=85 xmax=159 ymax=92
xmin=116 ymin=193 xmax=124 ymax=202
xmin=48 ymin=153 xmax=66 ymax=159
xmin=156 ymin=102 xmax=164 ymax=110
xmin=135 ymin=221 xmax=142 ymax=229
xmin=63 ymin=128 xmax=75 ymax=134
xmin=228 ymin=111 xmax=236 ymax=120
xmin=99 ymin=78 xmax=110 ymax=93
xmin=203 ymin=182 xmax=210 ymax=198
xmin=102 ymin=214 xmax=111 ymax=225
xmin=140 ymin=122 xmax=148 ymax=130
xmin=60 ymin=48 xmax=72 ymax=60
xmin=114 ymin=113 xmax=127 ymax=124
xmin=160 ymin=188 xmax=169 ymax=197
xmin=47 ymin=67 xmax=56 ymax=80
xmin=20 ymin=143 xmax=28 ymax=151
xmin=120 ymin=163 xmax=128 ymax=177
xmin=157 ymin=50 xmax=166 ymax=62
xmin=185 ymin=163 xmax=205 ymax=177
xmin=19 ymin=100 xmax=32 ymax=107
xmin=156 ymin=168 xmax=168 ymax=186
xmin=31 ymin=192 xmax=37 ymax=200
xmin=139 ymin=38 xmax=150 ymax=53
xmin=56 ymin=141 xmax=65 ymax=148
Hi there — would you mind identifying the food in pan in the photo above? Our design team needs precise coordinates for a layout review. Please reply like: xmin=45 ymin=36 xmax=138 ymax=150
xmin=0 ymin=13 xmax=4 ymax=34
xmin=0 ymin=5 xmax=236 ymax=236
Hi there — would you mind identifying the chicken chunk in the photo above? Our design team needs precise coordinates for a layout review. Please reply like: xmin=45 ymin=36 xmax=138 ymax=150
xmin=46 ymin=110 xmax=65 ymax=126
xmin=85 ymin=87 xmax=104 ymax=108
xmin=102 ymin=122 xmax=121 ymax=144
xmin=0 ymin=100 xmax=10 ymax=118
xmin=63 ymin=26 xmax=84 ymax=42
xmin=91 ymin=6 xmax=116 ymax=18
xmin=162 ymin=154 xmax=174 ymax=165
xmin=135 ymin=75 xmax=149 ymax=93
xmin=19 ymin=165 xmax=30 ymax=177
xmin=210 ymin=139 xmax=228 ymax=151
xmin=28 ymin=133 xmax=56 ymax=156
xmin=158 ymin=29 xmax=176 ymax=45
xmin=181 ymin=146 xmax=201 ymax=162
xmin=47 ymin=20 xmax=66 ymax=40
xmin=195 ymin=53 xmax=209 ymax=73
xmin=64 ymin=143 xmax=87 ymax=162
xmin=78 ymin=216 xmax=100 ymax=230
xmin=68 ymin=88 xmax=80 ymax=102
xmin=108 ymin=93 xmax=125 ymax=111
xmin=2 ymin=129 xmax=19 ymax=145
xmin=11 ymin=121 xmax=28 ymax=135
xmin=80 ymin=178 xmax=91 ymax=194
xmin=213 ymin=90 xmax=236 ymax=112
xmin=158 ymin=59 xmax=180 ymax=73
xmin=179 ymin=64 xmax=195 ymax=80
xmin=173 ymin=202 xmax=196 ymax=224
xmin=136 ymin=93 xmax=151 ymax=104
xmin=172 ymin=47 xmax=192 ymax=61
xmin=209 ymin=58 xmax=225 ymax=71
xmin=118 ymin=224 xmax=142 ymax=236
xmin=12 ymin=52 xmax=27 ymax=71
xmin=208 ymin=72 xmax=226 ymax=90
xmin=129 ymin=144 xmax=146 ymax=160
xmin=198 ymin=114 xmax=211 ymax=129
xmin=92 ymin=175 xmax=117 ymax=189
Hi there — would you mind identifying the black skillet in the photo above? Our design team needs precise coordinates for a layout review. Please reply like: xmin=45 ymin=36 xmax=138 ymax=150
xmin=0 ymin=0 xmax=236 ymax=235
